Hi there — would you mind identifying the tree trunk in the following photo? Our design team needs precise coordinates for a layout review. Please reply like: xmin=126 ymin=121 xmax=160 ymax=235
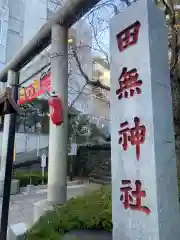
xmin=172 ymin=76 xmax=180 ymax=177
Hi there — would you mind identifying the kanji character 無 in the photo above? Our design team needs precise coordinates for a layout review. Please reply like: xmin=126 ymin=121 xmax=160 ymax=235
xmin=116 ymin=67 xmax=142 ymax=100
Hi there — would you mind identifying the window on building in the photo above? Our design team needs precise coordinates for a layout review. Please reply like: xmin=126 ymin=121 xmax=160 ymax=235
xmin=2 ymin=0 xmax=8 ymax=5
xmin=47 ymin=9 xmax=54 ymax=20
xmin=0 ymin=20 xmax=3 ymax=45
xmin=16 ymin=99 xmax=50 ymax=134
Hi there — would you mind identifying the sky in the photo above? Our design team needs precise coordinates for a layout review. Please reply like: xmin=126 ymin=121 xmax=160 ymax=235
xmin=86 ymin=0 xmax=131 ymax=59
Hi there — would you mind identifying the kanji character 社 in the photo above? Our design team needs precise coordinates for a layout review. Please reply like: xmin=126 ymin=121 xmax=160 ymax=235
xmin=116 ymin=67 xmax=142 ymax=100
xmin=120 ymin=180 xmax=150 ymax=215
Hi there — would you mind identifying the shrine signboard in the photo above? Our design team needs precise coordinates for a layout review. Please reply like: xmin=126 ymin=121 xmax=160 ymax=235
xmin=110 ymin=1 xmax=180 ymax=239
xmin=18 ymin=69 xmax=51 ymax=105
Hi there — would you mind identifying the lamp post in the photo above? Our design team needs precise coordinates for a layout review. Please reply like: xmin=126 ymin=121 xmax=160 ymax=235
xmin=69 ymin=136 xmax=73 ymax=181
xmin=0 ymin=71 xmax=23 ymax=240
xmin=36 ymin=122 xmax=41 ymax=157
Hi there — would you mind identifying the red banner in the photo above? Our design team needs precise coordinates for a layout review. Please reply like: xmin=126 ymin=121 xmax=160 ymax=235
xmin=18 ymin=71 xmax=51 ymax=105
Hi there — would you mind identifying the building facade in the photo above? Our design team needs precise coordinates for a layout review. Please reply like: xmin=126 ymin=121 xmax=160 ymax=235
xmin=0 ymin=0 xmax=110 ymax=154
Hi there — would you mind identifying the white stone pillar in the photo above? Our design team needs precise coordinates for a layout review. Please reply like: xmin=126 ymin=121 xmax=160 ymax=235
xmin=110 ymin=1 xmax=180 ymax=240
xmin=0 ymin=70 xmax=16 ymax=181
xmin=47 ymin=24 xmax=68 ymax=204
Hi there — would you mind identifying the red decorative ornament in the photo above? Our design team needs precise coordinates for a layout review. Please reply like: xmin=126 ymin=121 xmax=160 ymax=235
xmin=48 ymin=95 xmax=64 ymax=126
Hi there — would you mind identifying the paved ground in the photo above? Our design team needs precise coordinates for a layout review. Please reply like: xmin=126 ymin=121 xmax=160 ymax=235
xmin=0 ymin=184 xmax=92 ymax=228
xmin=63 ymin=230 xmax=112 ymax=240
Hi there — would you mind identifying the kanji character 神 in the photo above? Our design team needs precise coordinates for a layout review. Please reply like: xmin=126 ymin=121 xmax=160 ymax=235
xmin=116 ymin=67 xmax=142 ymax=100
xmin=116 ymin=21 xmax=141 ymax=52
xmin=118 ymin=117 xmax=146 ymax=161
xmin=120 ymin=180 xmax=150 ymax=215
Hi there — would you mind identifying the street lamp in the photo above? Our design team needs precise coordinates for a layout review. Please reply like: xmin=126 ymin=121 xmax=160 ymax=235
xmin=0 ymin=86 xmax=24 ymax=240
xmin=156 ymin=0 xmax=167 ymax=11
xmin=68 ymin=38 xmax=74 ymax=44
xmin=36 ymin=122 xmax=41 ymax=157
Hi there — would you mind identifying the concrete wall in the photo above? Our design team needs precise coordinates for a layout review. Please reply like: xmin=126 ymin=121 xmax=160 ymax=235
xmin=6 ymin=0 xmax=24 ymax=62
xmin=23 ymin=0 xmax=47 ymax=46
xmin=0 ymin=2 xmax=9 ymax=91
xmin=0 ymin=0 xmax=24 ymax=92
xmin=0 ymin=132 xmax=49 ymax=156
xmin=14 ymin=144 xmax=111 ymax=179
xmin=0 ymin=2 xmax=8 ymax=70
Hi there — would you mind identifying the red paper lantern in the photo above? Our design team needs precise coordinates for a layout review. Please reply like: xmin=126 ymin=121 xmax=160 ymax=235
xmin=48 ymin=95 xmax=64 ymax=126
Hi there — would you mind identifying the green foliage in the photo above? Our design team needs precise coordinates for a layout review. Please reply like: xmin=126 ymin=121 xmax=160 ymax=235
xmin=26 ymin=186 xmax=112 ymax=240
xmin=13 ymin=171 xmax=48 ymax=187
xmin=69 ymin=114 xmax=108 ymax=145
xmin=178 ymin=178 xmax=180 ymax=192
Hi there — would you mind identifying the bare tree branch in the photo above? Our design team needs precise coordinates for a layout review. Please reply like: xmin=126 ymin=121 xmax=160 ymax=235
xmin=68 ymin=82 xmax=87 ymax=110
xmin=72 ymin=46 xmax=110 ymax=91
xmin=88 ymin=11 xmax=110 ymax=68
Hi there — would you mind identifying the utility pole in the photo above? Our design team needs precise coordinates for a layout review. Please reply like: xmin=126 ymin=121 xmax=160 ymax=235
xmin=36 ymin=122 xmax=41 ymax=157
xmin=47 ymin=24 xmax=68 ymax=205
xmin=0 ymin=71 xmax=19 ymax=179
xmin=0 ymin=70 xmax=19 ymax=240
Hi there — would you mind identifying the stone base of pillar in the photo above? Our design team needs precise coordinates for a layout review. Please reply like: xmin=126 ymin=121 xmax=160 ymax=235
xmin=7 ymin=222 xmax=28 ymax=240
xmin=0 ymin=179 xmax=20 ymax=197
xmin=33 ymin=200 xmax=54 ymax=224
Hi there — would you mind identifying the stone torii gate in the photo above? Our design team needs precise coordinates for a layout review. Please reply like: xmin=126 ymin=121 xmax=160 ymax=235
xmin=0 ymin=0 xmax=101 ymax=239
xmin=0 ymin=0 xmax=179 ymax=240
xmin=0 ymin=0 xmax=101 ymax=203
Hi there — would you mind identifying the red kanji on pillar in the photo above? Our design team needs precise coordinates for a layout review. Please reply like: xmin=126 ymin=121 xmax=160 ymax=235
xmin=120 ymin=180 xmax=150 ymax=215
xmin=118 ymin=117 xmax=146 ymax=161
xmin=116 ymin=21 xmax=141 ymax=52
xmin=116 ymin=67 xmax=142 ymax=100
